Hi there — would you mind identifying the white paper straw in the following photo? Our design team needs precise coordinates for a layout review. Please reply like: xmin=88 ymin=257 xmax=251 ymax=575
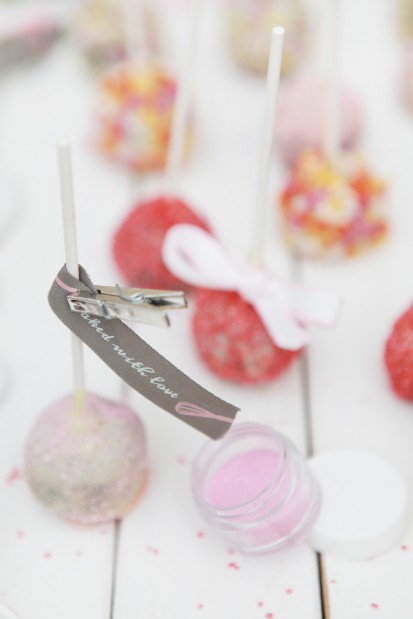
xmin=164 ymin=0 xmax=204 ymax=194
xmin=250 ymin=26 xmax=284 ymax=266
xmin=324 ymin=0 xmax=341 ymax=162
xmin=57 ymin=143 xmax=85 ymax=404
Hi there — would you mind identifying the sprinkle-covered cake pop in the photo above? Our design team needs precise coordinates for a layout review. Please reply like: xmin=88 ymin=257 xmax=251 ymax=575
xmin=275 ymin=76 xmax=363 ymax=167
xmin=25 ymin=393 xmax=148 ymax=525
xmin=113 ymin=195 xmax=210 ymax=290
xmin=384 ymin=304 xmax=413 ymax=400
xmin=279 ymin=150 xmax=388 ymax=259
xmin=226 ymin=0 xmax=307 ymax=76
xmin=193 ymin=290 xmax=301 ymax=384
xmin=94 ymin=61 xmax=193 ymax=173
xmin=73 ymin=0 xmax=159 ymax=72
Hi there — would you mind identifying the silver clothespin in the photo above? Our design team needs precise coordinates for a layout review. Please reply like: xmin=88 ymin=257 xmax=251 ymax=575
xmin=67 ymin=284 xmax=187 ymax=327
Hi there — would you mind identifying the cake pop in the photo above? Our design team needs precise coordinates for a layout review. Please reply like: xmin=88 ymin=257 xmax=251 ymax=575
xmin=25 ymin=393 xmax=148 ymax=525
xmin=193 ymin=290 xmax=300 ymax=384
xmin=112 ymin=194 xmax=210 ymax=290
xmin=94 ymin=60 xmax=193 ymax=173
xmin=24 ymin=144 xmax=149 ymax=525
xmin=275 ymin=75 xmax=363 ymax=167
xmin=72 ymin=0 xmax=159 ymax=72
xmin=225 ymin=0 xmax=307 ymax=76
xmin=384 ymin=304 xmax=413 ymax=400
xmin=279 ymin=150 xmax=388 ymax=259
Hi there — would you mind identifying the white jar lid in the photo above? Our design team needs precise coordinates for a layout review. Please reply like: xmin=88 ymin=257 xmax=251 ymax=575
xmin=307 ymin=449 xmax=409 ymax=561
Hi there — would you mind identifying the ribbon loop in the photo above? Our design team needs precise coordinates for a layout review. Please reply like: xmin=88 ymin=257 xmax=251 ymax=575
xmin=163 ymin=225 xmax=342 ymax=351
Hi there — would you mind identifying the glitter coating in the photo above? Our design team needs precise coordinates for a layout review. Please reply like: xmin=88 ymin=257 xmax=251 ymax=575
xmin=384 ymin=304 xmax=413 ymax=400
xmin=25 ymin=393 xmax=148 ymax=525
xmin=94 ymin=61 xmax=193 ymax=173
xmin=226 ymin=0 xmax=307 ymax=76
xmin=113 ymin=195 xmax=210 ymax=290
xmin=193 ymin=290 xmax=301 ymax=384
xmin=279 ymin=150 xmax=388 ymax=259
xmin=276 ymin=76 xmax=363 ymax=167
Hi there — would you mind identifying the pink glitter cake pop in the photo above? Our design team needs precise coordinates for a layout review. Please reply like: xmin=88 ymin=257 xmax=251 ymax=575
xmin=25 ymin=393 xmax=148 ymax=525
xmin=193 ymin=290 xmax=300 ymax=384
xmin=275 ymin=75 xmax=363 ymax=167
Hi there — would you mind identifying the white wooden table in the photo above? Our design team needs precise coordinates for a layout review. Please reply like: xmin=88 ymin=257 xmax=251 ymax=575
xmin=0 ymin=0 xmax=412 ymax=617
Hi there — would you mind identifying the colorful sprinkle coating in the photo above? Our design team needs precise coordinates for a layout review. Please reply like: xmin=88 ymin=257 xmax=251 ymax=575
xmin=25 ymin=393 xmax=148 ymax=525
xmin=113 ymin=195 xmax=210 ymax=291
xmin=193 ymin=290 xmax=301 ymax=384
xmin=279 ymin=150 xmax=388 ymax=259
xmin=95 ymin=61 xmax=193 ymax=173
xmin=384 ymin=304 xmax=413 ymax=400
xmin=73 ymin=0 xmax=159 ymax=71
xmin=226 ymin=0 xmax=307 ymax=76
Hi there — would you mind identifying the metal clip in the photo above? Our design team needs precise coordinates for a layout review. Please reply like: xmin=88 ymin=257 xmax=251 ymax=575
xmin=67 ymin=284 xmax=187 ymax=327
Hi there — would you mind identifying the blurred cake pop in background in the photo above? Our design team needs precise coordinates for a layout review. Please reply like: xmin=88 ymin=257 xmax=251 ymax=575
xmin=0 ymin=2 xmax=68 ymax=71
xmin=225 ymin=0 xmax=308 ymax=76
xmin=275 ymin=75 xmax=363 ymax=167
xmin=72 ymin=0 xmax=160 ymax=72
xmin=25 ymin=393 xmax=148 ymax=525
xmin=94 ymin=60 xmax=193 ymax=173
xmin=384 ymin=304 xmax=413 ymax=401
xmin=278 ymin=150 xmax=388 ymax=260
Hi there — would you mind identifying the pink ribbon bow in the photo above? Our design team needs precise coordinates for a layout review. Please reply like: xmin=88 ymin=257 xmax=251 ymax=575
xmin=162 ymin=224 xmax=342 ymax=351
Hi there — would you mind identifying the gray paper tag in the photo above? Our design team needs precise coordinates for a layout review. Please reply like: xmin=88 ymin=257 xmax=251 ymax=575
xmin=48 ymin=265 xmax=239 ymax=439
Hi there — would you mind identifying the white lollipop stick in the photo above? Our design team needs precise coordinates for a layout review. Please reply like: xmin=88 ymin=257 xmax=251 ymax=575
xmin=57 ymin=143 xmax=85 ymax=411
xmin=324 ymin=0 xmax=341 ymax=163
xmin=121 ymin=0 xmax=146 ymax=63
xmin=164 ymin=0 xmax=204 ymax=194
xmin=0 ymin=599 xmax=24 ymax=619
xmin=250 ymin=26 xmax=284 ymax=267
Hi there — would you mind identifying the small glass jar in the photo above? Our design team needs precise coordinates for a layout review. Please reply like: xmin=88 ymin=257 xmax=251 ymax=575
xmin=192 ymin=423 xmax=320 ymax=555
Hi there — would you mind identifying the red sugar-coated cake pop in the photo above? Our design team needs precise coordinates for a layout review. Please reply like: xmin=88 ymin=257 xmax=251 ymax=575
xmin=384 ymin=304 xmax=413 ymax=400
xmin=112 ymin=195 xmax=210 ymax=291
xmin=193 ymin=290 xmax=302 ymax=384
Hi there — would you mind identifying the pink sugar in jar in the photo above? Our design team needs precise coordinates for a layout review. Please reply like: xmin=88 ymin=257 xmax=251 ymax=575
xmin=192 ymin=423 xmax=320 ymax=555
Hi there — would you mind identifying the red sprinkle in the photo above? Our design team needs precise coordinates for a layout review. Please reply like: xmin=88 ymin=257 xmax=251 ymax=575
xmin=196 ymin=531 xmax=205 ymax=539
xmin=371 ymin=603 xmax=379 ymax=609
xmin=286 ymin=588 xmax=294 ymax=595
xmin=43 ymin=553 xmax=52 ymax=559
xmin=197 ymin=604 xmax=204 ymax=610
xmin=228 ymin=562 xmax=240 ymax=570
xmin=265 ymin=613 xmax=274 ymax=619
xmin=257 ymin=601 xmax=264 ymax=607
xmin=6 ymin=468 xmax=22 ymax=486
xmin=401 ymin=545 xmax=409 ymax=551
